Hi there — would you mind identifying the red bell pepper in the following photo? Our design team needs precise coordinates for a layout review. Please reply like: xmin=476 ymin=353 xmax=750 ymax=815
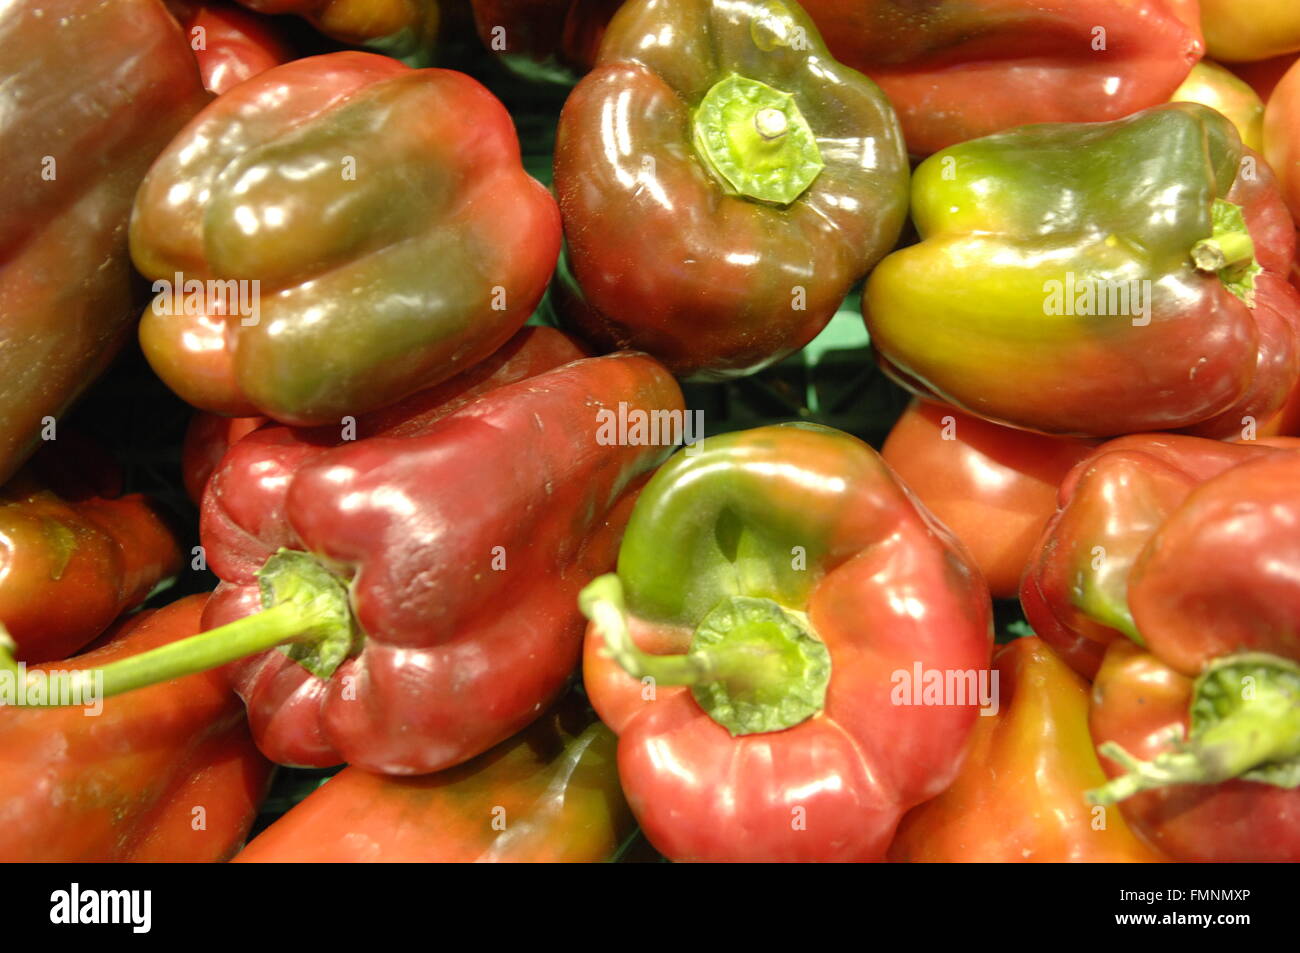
xmin=0 ymin=596 xmax=272 ymax=862
xmin=130 ymin=51 xmax=561 ymax=425
xmin=8 ymin=333 xmax=686 ymax=778
xmin=882 ymin=400 xmax=1095 ymax=599
xmin=0 ymin=438 xmax=182 ymax=663
xmin=233 ymin=695 xmax=634 ymax=862
xmin=169 ymin=1 xmax=294 ymax=94
xmin=552 ymin=0 xmax=910 ymax=380
xmin=799 ymin=0 xmax=1203 ymax=155
xmin=579 ymin=423 xmax=992 ymax=861
xmin=1022 ymin=434 xmax=1300 ymax=861
xmin=889 ymin=637 xmax=1165 ymax=863
xmin=0 ymin=0 xmax=208 ymax=484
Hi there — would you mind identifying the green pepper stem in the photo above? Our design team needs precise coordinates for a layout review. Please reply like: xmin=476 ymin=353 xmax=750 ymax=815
xmin=1087 ymin=653 xmax=1300 ymax=805
xmin=1191 ymin=230 xmax=1255 ymax=272
xmin=0 ymin=602 xmax=316 ymax=706
xmin=578 ymin=574 xmax=830 ymax=736
xmin=579 ymin=574 xmax=716 ymax=688
xmin=0 ymin=549 xmax=358 ymax=708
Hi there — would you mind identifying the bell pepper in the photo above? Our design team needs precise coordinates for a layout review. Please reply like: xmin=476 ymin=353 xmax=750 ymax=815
xmin=233 ymin=695 xmax=634 ymax=861
xmin=888 ymin=637 xmax=1165 ymax=863
xmin=130 ymin=50 xmax=561 ymax=425
xmin=0 ymin=595 xmax=272 ymax=862
xmin=0 ymin=0 xmax=208 ymax=485
xmin=1020 ymin=433 xmax=1300 ymax=860
xmin=552 ymin=0 xmax=909 ymax=380
xmin=797 ymin=0 xmax=1203 ymax=156
xmin=1021 ymin=433 xmax=1290 ymax=677
xmin=1199 ymin=0 xmax=1300 ymax=63
xmin=237 ymin=0 xmax=440 ymax=63
xmin=471 ymin=0 xmax=621 ymax=81
xmin=1171 ymin=60 xmax=1265 ymax=152
xmin=169 ymin=1 xmax=294 ymax=94
xmin=0 ymin=438 xmax=182 ymax=664
xmin=8 ymin=337 xmax=684 ymax=778
xmin=578 ymin=423 xmax=992 ymax=862
xmin=881 ymin=400 xmax=1095 ymax=599
xmin=1264 ymin=59 xmax=1300 ymax=225
xmin=865 ymin=102 xmax=1300 ymax=438
xmin=181 ymin=412 xmax=268 ymax=504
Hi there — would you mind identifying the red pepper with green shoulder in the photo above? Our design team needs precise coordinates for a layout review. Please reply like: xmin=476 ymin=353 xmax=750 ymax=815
xmin=579 ymin=423 xmax=992 ymax=862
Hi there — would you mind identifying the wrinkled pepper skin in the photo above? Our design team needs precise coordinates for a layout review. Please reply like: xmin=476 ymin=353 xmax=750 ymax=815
xmin=238 ymin=0 xmax=440 ymax=62
xmin=0 ymin=596 xmax=272 ymax=862
xmin=1264 ymin=59 xmax=1300 ymax=225
xmin=131 ymin=51 xmax=560 ymax=424
xmin=1199 ymin=0 xmax=1300 ymax=63
xmin=1091 ymin=640 xmax=1300 ymax=862
xmin=202 ymin=335 xmax=683 ymax=773
xmin=234 ymin=697 xmax=634 ymax=861
xmin=865 ymin=103 xmax=1300 ymax=438
xmin=471 ymin=0 xmax=621 ymax=79
xmin=1021 ymin=434 xmax=1295 ymax=679
xmin=0 ymin=442 xmax=182 ymax=664
xmin=889 ymin=637 xmax=1165 ymax=863
xmin=799 ymin=0 xmax=1202 ymax=156
xmin=181 ymin=412 xmax=268 ymax=504
xmin=882 ymin=400 xmax=1094 ymax=599
xmin=581 ymin=424 xmax=992 ymax=862
xmin=1171 ymin=60 xmax=1264 ymax=152
xmin=553 ymin=0 xmax=909 ymax=380
xmin=170 ymin=1 xmax=294 ymax=94
xmin=0 ymin=0 xmax=208 ymax=485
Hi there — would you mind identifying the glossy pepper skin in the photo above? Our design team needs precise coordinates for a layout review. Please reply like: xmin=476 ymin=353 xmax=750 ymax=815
xmin=1091 ymin=641 xmax=1300 ymax=862
xmin=131 ymin=51 xmax=560 ymax=425
xmin=882 ymin=400 xmax=1094 ymax=599
xmin=234 ymin=696 xmax=634 ymax=861
xmin=0 ymin=440 xmax=182 ymax=664
xmin=0 ymin=0 xmax=208 ymax=485
xmin=579 ymin=423 xmax=992 ymax=862
xmin=196 ymin=337 xmax=682 ymax=774
xmin=1022 ymin=434 xmax=1291 ymax=679
xmin=169 ymin=1 xmax=294 ymax=94
xmin=553 ymin=0 xmax=909 ymax=380
xmin=1264 ymin=59 xmax=1300 ymax=225
xmin=889 ymin=637 xmax=1164 ymax=863
xmin=237 ymin=0 xmax=440 ymax=63
xmin=1199 ymin=0 xmax=1300 ymax=63
xmin=0 ymin=596 xmax=272 ymax=862
xmin=865 ymin=103 xmax=1300 ymax=438
xmin=1022 ymin=434 xmax=1300 ymax=861
xmin=799 ymin=0 xmax=1202 ymax=156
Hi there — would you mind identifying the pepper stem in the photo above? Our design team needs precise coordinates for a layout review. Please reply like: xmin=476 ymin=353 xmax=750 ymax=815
xmin=1191 ymin=198 xmax=1261 ymax=306
xmin=1087 ymin=653 xmax=1300 ymax=805
xmin=579 ymin=574 xmax=830 ymax=736
xmin=0 ymin=549 xmax=357 ymax=708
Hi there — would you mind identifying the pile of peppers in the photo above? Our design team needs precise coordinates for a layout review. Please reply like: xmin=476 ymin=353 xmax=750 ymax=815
xmin=2 ymin=0 xmax=1300 ymax=868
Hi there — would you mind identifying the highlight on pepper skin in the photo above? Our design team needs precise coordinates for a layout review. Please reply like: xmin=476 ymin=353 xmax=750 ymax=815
xmin=3 ymin=0 xmax=1300 ymax=885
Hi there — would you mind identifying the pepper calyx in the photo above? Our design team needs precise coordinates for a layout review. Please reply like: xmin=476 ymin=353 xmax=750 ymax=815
xmin=257 ymin=548 xmax=359 ymax=679
xmin=579 ymin=574 xmax=830 ymax=736
xmin=1086 ymin=652 xmax=1300 ymax=805
xmin=692 ymin=74 xmax=823 ymax=206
